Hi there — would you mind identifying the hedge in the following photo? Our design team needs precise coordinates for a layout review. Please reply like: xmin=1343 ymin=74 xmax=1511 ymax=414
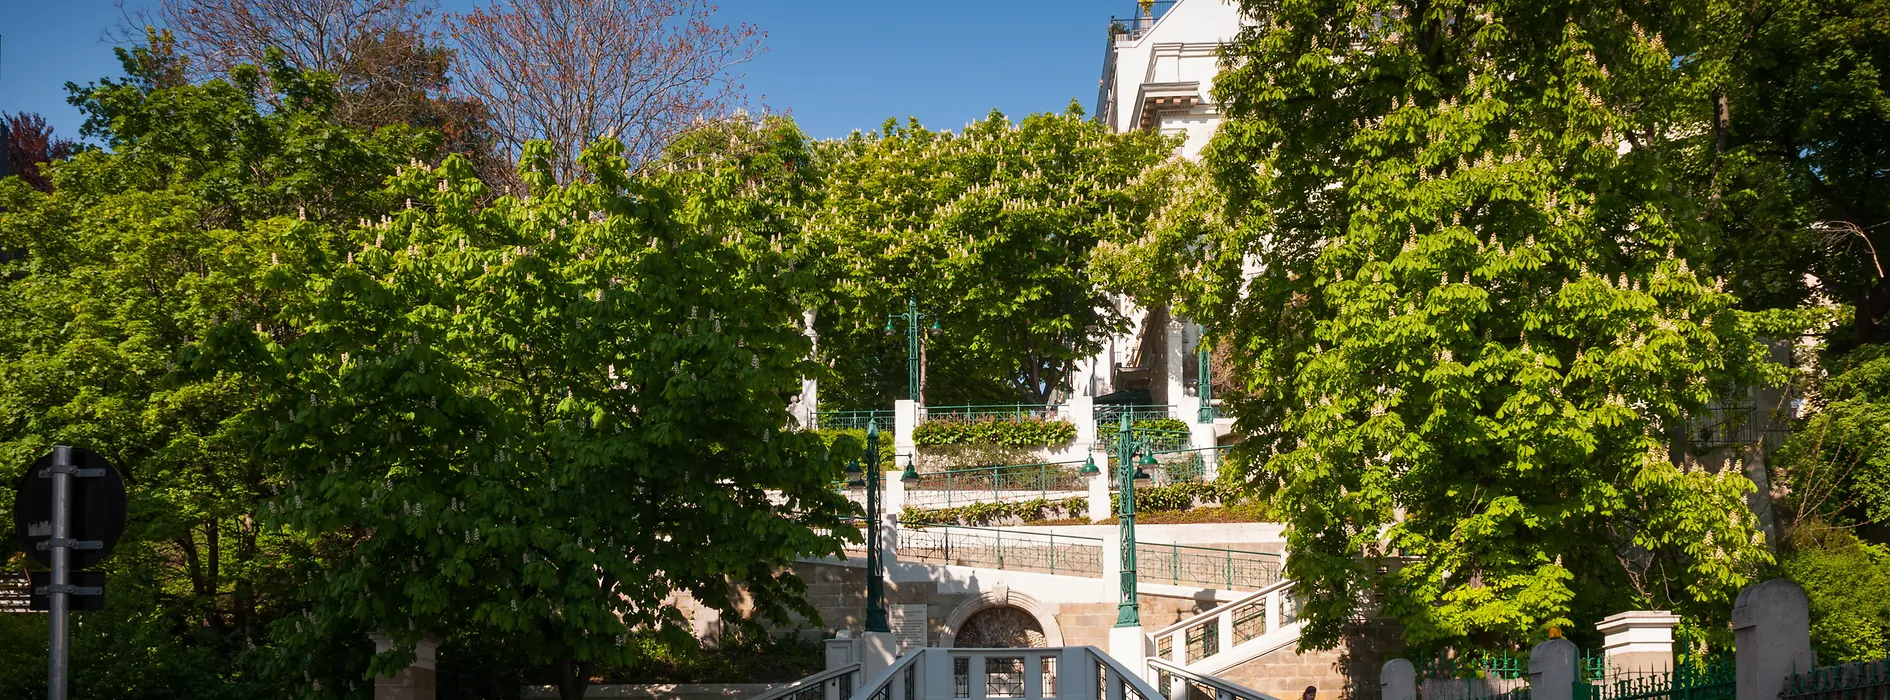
xmin=912 ymin=417 xmax=1077 ymax=447
xmin=901 ymin=497 xmax=1089 ymax=526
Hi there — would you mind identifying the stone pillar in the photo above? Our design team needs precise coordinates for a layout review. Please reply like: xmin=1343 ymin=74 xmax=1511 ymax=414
xmin=1734 ymin=579 xmax=1815 ymax=700
xmin=1088 ymin=449 xmax=1112 ymax=523
xmin=1109 ymin=625 xmax=1153 ymax=682
xmin=1162 ymin=317 xmax=1185 ymax=408
xmin=895 ymin=400 xmax=918 ymax=465
xmin=1102 ymin=529 xmax=1122 ymax=588
xmin=1599 ymin=610 xmax=1680 ymax=673
xmin=879 ymin=506 xmax=901 ymax=565
xmin=861 ymin=630 xmax=899 ymax=683
xmin=1189 ymin=422 xmax=1218 ymax=479
xmin=1528 ymin=637 xmax=1579 ymax=700
xmin=1070 ymin=395 xmax=1098 ymax=457
xmin=370 ymin=633 xmax=439 ymax=700
xmin=1382 ymin=658 xmax=1417 ymax=700
xmin=827 ymin=632 xmax=860 ymax=671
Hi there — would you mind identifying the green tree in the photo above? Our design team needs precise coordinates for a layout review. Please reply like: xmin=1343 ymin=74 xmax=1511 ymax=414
xmin=807 ymin=106 xmax=1175 ymax=408
xmin=0 ymin=37 xmax=437 ymax=696
xmin=1169 ymin=0 xmax=1779 ymax=652
xmin=233 ymin=140 xmax=856 ymax=700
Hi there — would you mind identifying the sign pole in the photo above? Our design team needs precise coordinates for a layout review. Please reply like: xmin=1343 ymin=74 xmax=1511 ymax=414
xmin=47 ymin=444 xmax=71 ymax=700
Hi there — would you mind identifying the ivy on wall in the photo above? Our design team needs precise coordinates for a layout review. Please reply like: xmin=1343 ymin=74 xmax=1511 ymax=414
xmin=912 ymin=417 xmax=1077 ymax=447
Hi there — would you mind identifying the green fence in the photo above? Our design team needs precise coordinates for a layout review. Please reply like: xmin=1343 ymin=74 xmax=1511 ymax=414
xmin=815 ymin=409 xmax=894 ymax=431
xmin=1783 ymin=659 xmax=1890 ymax=700
xmin=1095 ymin=404 xmax=1175 ymax=430
xmin=904 ymin=460 xmax=1093 ymax=510
xmin=1586 ymin=655 xmax=1735 ymax=700
xmin=921 ymin=404 xmax=1060 ymax=423
xmin=1134 ymin=541 xmax=1282 ymax=591
xmin=896 ymin=523 xmax=1104 ymax=577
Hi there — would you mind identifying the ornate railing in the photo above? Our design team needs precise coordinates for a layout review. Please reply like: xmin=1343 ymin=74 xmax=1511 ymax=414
xmin=1150 ymin=657 xmax=1282 ymax=700
xmin=904 ymin=461 xmax=1092 ymax=510
xmin=817 ymin=409 xmax=895 ymax=431
xmin=1095 ymin=404 xmax=1174 ymax=428
xmin=896 ymin=524 xmax=1103 ymax=577
xmin=1782 ymin=659 xmax=1890 ymax=700
xmin=1135 ymin=542 xmax=1281 ymax=591
xmin=1152 ymin=579 xmax=1300 ymax=674
xmin=1588 ymin=656 xmax=1735 ymax=700
xmin=921 ymin=404 xmax=1060 ymax=424
xmin=749 ymin=663 xmax=861 ymax=700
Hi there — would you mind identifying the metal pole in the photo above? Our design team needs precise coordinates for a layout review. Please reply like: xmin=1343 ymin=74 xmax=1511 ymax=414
xmin=865 ymin=421 xmax=890 ymax=633
xmin=1115 ymin=414 xmax=1140 ymax=627
xmin=48 ymin=444 xmax=71 ymax=700
xmin=1198 ymin=344 xmax=1213 ymax=423
xmin=907 ymin=295 xmax=921 ymax=406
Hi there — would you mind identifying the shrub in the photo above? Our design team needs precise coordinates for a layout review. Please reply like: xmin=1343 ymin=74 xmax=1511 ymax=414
xmin=902 ymin=497 xmax=1089 ymax=526
xmin=1783 ymin=524 xmax=1890 ymax=663
xmin=913 ymin=417 xmax=1077 ymax=447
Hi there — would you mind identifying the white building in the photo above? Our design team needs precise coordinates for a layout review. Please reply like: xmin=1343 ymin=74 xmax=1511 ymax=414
xmin=1096 ymin=0 xmax=1245 ymax=160
xmin=1074 ymin=0 xmax=1243 ymax=438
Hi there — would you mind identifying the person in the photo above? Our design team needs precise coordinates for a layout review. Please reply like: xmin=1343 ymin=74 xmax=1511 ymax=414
xmin=1302 ymin=685 xmax=1317 ymax=700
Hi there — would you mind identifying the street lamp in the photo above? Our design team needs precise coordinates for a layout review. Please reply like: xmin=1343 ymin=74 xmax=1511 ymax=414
xmin=844 ymin=422 xmax=891 ymax=632
xmin=1113 ymin=413 xmax=1157 ymax=627
xmin=884 ymin=294 xmax=940 ymax=405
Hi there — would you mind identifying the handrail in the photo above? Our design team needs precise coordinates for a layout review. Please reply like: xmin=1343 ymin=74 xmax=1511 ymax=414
xmin=749 ymin=663 xmax=861 ymax=700
xmin=1144 ymin=541 xmax=1280 ymax=560
xmin=1149 ymin=657 xmax=1284 ymax=700
xmin=851 ymin=648 xmax=926 ymax=700
xmin=1086 ymin=646 xmax=1169 ymax=700
xmin=1152 ymin=578 xmax=1291 ymax=638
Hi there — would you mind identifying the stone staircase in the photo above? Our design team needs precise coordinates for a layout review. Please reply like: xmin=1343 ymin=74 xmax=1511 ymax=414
xmin=750 ymin=645 xmax=1281 ymax=700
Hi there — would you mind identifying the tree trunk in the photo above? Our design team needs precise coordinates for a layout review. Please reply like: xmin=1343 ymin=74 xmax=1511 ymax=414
xmin=1855 ymin=275 xmax=1890 ymax=348
xmin=557 ymin=658 xmax=591 ymax=700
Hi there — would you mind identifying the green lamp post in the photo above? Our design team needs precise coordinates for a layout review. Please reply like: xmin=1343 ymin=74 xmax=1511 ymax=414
xmin=1113 ymin=413 xmax=1156 ymax=627
xmin=884 ymin=294 xmax=940 ymax=405
xmin=845 ymin=420 xmax=891 ymax=633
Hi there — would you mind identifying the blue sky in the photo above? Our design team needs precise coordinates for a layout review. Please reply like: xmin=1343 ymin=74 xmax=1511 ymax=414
xmin=0 ymin=0 xmax=1125 ymax=143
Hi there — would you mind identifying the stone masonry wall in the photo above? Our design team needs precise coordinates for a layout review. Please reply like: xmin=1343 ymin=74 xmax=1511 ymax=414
xmin=1214 ymin=620 xmax=1402 ymax=700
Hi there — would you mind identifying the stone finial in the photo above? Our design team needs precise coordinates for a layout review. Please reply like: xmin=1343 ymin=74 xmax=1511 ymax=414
xmin=1598 ymin=610 xmax=1682 ymax=672
xmin=1734 ymin=579 xmax=1815 ymax=700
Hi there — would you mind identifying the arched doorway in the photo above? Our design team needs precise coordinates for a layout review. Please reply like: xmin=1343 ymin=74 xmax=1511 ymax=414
xmin=955 ymin=605 xmax=1048 ymax=648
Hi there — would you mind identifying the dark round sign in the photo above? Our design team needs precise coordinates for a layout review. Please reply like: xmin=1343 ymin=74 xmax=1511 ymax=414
xmin=11 ymin=447 xmax=128 ymax=570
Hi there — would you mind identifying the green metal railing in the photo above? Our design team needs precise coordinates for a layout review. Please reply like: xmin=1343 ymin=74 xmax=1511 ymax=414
xmin=921 ymin=404 xmax=1060 ymax=423
xmin=1589 ymin=655 xmax=1735 ymax=700
xmin=1782 ymin=659 xmax=1890 ymax=700
xmin=1134 ymin=542 xmax=1282 ymax=591
xmin=896 ymin=524 xmax=1104 ymax=577
xmin=815 ymin=409 xmax=893 ymax=431
xmin=1095 ymin=404 xmax=1174 ymax=429
xmin=905 ymin=460 xmax=1092 ymax=510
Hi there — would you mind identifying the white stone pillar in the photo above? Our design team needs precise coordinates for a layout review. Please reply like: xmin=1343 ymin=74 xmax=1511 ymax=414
xmin=1163 ymin=318 xmax=1185 ymax=408
xmin=1070 ymin=395 xmax=1097 ymax=455
xmin=1599 ymin=610 xmax=1680 ymax=673
xmin=862 ymin=631 xmax=899 ymax=683
xmin=1102 ymin=528 xmax=1122 ymax=586
xmin=895 ymin=400 xmax=918 ymax=464
xmin=1088 ymin=449 xmax=1112 ymax=523
xmin=1734 ymin=580 xmax=1815 ymax=700
xmin=1528 ymin=637 xmax=1579 ymax=700
xmin=1109 ymin=626 xmax=1152 ymax=683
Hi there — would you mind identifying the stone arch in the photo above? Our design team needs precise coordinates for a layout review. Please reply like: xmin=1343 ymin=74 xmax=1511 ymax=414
xmin=939 ymin=585 xmax=1064 ymax=648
